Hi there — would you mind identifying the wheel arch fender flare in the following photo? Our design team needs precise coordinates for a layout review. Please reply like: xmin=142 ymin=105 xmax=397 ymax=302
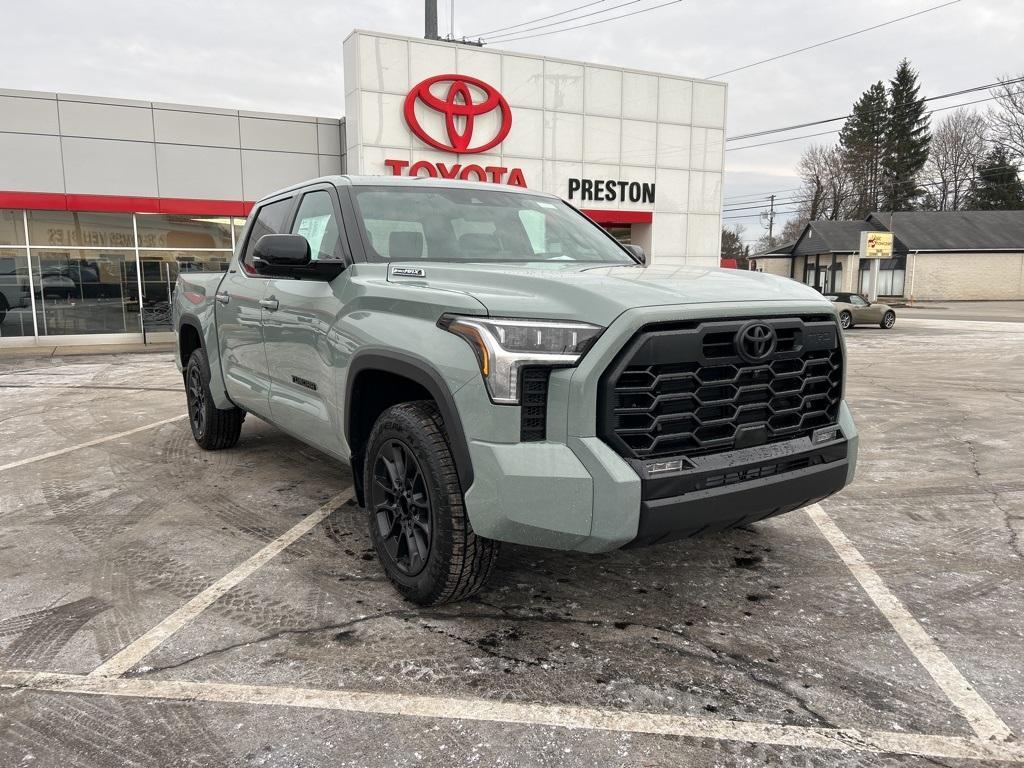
xmin=345 ymin=349 xmax=475 ymax=491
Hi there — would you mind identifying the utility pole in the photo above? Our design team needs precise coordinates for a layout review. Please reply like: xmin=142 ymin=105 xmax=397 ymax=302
xmin=760 ymin=194 xmax=776 ymax=244
xmin=425 ymin=0 xmax=439 ymax=39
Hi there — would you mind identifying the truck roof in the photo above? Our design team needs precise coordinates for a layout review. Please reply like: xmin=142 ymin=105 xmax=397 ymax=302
xmin=256 ymin=175 xmax=557 ymax=204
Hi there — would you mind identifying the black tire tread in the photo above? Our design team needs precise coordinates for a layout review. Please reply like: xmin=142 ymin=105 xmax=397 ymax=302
xmin=186 ymin=348 xmax=245 ymax=451
xmin=366 ymin=400 xmax=498 ymax=605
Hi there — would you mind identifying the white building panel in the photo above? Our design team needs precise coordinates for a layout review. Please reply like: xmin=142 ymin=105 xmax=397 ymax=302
xmin=61 ymin=137 xmax=158 ymax=196
xmin=156 ymin=144 xmax=244 ymax=200
xmin=154 ymin=108 xmax=241 ymax=148
xmin=0 ymin=133 xmax=64 ymax=192
xmin=58 ymin=100 xmax=154 ymax=143
xmin=0 ymin=95 xmax=60 ymax=135
xmin=342 ymin=30 xmax=727 ymax=264
xmin=239 ymin=117 xmax=318 ymax=154
xmin=241 ymin=150 xmax=319 ymax=200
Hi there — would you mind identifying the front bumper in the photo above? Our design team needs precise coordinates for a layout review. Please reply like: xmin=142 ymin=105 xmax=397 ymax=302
xmin=465 ymin=400 xmax=856 ymax=552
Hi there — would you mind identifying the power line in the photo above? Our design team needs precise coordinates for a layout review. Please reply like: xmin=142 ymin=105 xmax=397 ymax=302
xmin=726 ymin=76 xmax=1024 ymax=143
xmin=485 ymin=0 xmax=649 ymax=41
xmin=707 ymin=0 xmax=962 ymax=79
xmin=469 ymin=0 xmax=613 ymax=39
xmin=724 ymin=186 xmax=802 ymax=202
xmin=726 ymin=93 xmax=1008 ymax=153
xmin=722 ymin=169 xmax=1017 ymax=221
xmin=484 ymin=0 xmax=685 ymax=43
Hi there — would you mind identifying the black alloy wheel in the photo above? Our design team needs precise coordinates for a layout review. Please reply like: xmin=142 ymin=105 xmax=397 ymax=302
xmin=371 ymin=438 xmax=432 ymax=576
xmin=186 ymin=363 xmax=207 ymax=439
xmin=363 ymin=400 xmax=498 ymax=605
xmin=183 ymin=347 xmax=245 ymax=450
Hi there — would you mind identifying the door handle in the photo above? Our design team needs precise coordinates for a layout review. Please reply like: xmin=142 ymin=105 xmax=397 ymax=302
xmin=215 ymin=291 xmax=230 ymax=305
xmin=259 ymin=298 xmax=280 ymax=311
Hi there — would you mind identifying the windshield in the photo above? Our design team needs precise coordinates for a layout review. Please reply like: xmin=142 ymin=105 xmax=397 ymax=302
xmin=351 ymin=185 xmax=634 ymax=265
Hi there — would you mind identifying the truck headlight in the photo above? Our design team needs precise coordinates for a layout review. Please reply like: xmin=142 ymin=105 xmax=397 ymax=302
xmin=439 ymin=315 xmax=604 ymax=404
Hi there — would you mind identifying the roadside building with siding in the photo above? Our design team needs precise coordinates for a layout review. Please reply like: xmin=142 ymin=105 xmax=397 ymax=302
xmin=753 ymin=210 xmax=1024 ymax=301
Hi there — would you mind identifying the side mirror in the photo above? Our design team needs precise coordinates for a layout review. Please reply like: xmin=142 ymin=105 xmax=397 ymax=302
xmin=624 ymin=244 xmax=647 ymax=265
xmin=253 ymin=234 xmax=310 ymax=269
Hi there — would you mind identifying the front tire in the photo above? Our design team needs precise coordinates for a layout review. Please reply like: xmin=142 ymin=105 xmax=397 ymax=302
xmin=839 ymin=310 xmax=853 ymax=330
xmin=365 ymin=400 xmax=499 ymax=606
xmin=0 ymin=294 xmax=8 ymax=324
xmin=185 ymin=348 xmax=245 ymax=450
xmin=880 ymin=311 xmax=896 ymax=329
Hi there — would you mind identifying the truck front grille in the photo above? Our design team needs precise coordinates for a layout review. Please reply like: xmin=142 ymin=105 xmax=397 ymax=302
xmin=598 ymin=316 xmax=843 ymax=461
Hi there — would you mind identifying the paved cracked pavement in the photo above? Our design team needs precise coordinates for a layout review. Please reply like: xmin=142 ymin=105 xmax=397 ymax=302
xmin=0 ymin=311 xmax=1022 ymax=766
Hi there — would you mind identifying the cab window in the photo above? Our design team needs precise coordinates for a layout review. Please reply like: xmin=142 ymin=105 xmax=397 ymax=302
xmin=291 ymin=191 xmax=344 ymax=261
xmin=242 ymin=198 xmax=292 ymax=273
xmin=851 ymin=294 xmax=869 ymax=307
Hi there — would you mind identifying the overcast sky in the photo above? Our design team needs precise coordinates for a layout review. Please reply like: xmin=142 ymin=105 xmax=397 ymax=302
xmin=4 ymin=0 xmax=1023 ymax=241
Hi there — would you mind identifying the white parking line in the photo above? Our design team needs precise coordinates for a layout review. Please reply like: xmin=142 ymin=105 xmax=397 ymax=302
xmin=806 ymin=503 xmax=1014 ymax=742
xmin=0 ymin=414 xmax=188 ymax=473
xmin=90 ymin=489 xmax=354 ymax=678
xmin=2 ymin=671 xmax=1022 ymax=763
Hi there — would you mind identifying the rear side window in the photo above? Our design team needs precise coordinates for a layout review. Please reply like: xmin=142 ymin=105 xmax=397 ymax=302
xmin=242 ymin=198 xmax=292 ymax=273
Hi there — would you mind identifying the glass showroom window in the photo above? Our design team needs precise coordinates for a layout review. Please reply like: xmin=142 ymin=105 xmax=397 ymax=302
xmin=25 ymin=211 xmax=139 ymax=337
xmin=0 ymin=209 xmax=246 ymax=343
xmin=30 ymin=248 xmax=139 ymax=335
xmin=0 ymin=210 xmax=34 ymax=338
xmin=135 ymin=214 xmax=235 ymax=332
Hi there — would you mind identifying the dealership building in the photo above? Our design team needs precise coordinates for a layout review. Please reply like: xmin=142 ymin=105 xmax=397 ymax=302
xmin=0 ymin=29 xmax=727 ymax=348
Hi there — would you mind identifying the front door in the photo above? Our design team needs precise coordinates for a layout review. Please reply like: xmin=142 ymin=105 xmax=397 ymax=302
xmin=849 ymin=293 xmax=874 ymax=324
xmin=263 ymin=188 xmax=350 ymax=457
xmin=217 ymin=196 xmax=294 ymax=418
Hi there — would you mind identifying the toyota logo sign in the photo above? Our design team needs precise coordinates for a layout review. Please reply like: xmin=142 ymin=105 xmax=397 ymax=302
xmin=403 ymin=74 xmax=512 ymax=154
xmin=734 ymin=321 xmax=778 ymax=363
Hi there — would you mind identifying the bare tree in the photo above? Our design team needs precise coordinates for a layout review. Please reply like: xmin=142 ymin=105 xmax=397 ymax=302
xmin=989 ymin=75 xmax=1024 ymax=161
xmin=795 ymin=144 xmax=855 ymax=223
xmin=922 ymin=108 xmax=987 ymax=210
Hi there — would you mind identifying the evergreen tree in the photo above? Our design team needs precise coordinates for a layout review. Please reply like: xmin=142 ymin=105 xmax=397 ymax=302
xmin=840 ymin=82 xmax=888 ymax=217
xmin=971 ymin=147 xmax=1024 ymax=210
xmin=882 ymin=59 xmax=931 ymax=211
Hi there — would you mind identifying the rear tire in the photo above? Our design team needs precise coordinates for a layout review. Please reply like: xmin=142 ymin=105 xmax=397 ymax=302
xmin=365 ymin=400 xmax=499 ymax=606
xmin=880 ymin=311 xmax=896 ymax=329
xmin=0 ymin=295 xmax=8 ymax=324
xmin=839 ymin=310 xmax=853 ymax=329
xmin=185 ymin=348 xmax=245 ymax=450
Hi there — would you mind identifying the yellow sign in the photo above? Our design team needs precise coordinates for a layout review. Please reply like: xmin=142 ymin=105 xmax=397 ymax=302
xmin=864 ymin=231 xmax=893 ymax=258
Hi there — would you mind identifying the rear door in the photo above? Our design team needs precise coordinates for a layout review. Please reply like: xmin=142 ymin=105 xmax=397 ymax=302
xmin=217 ymin=196 xmax=294 ymax=418
xmin=263 ymin=186 xmax=351 ymax=456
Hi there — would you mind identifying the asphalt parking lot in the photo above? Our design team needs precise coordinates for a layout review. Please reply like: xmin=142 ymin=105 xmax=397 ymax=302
xmin=1 ymin=311 xmax=1022 ymax=766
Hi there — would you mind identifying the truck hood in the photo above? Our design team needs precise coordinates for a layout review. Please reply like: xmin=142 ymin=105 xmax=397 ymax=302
xmin=387 ymin=261 xmax=830 ymax=326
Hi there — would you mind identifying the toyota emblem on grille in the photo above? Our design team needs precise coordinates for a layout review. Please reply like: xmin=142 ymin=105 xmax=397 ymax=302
xmin=735 ymin=321 xmax=777 ymax=363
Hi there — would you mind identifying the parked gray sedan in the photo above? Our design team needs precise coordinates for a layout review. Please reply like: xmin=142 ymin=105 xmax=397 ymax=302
xmin=826 ymin=292 xmax=897 ymax=329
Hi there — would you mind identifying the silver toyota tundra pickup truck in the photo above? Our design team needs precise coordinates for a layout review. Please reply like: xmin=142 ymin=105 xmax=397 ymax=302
xmin=172 ymin=176 xmax=858 ymax=605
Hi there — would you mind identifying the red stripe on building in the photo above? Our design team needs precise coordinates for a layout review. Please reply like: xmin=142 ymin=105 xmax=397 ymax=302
xmin=0 ymin=191 xmax=251 ymax=216
xmin=580 ymin=209 xmax=653 ymax=225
